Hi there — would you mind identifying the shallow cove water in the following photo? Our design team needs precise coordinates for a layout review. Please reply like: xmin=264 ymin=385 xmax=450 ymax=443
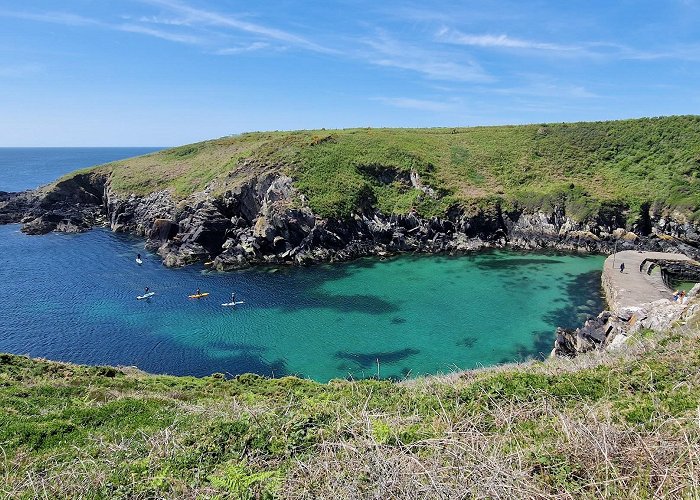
xmin=0 ymin=225 xmax=605 ymax=381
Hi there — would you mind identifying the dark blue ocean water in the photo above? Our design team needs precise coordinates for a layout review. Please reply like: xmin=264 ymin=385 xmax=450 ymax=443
xmin=0 ymin=149 xmax=606 ymax=382
xmin=0 ymin=147 xmax=162 ymax=192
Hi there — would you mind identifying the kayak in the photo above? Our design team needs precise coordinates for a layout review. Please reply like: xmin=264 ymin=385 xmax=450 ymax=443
xmin=188 ymin=293 xmax=210 ymax=299
xmin=222 ymin=301 xmax=245 ymax=307
xmin=137 ymin=292 xmax=155 ymax=300
xmin=136 ymin=258 xmax=143 ymax=265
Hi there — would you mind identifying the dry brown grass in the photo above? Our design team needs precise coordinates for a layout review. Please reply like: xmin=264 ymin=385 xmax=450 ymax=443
xmin=283 ymin=400 xmax=700 ymax=499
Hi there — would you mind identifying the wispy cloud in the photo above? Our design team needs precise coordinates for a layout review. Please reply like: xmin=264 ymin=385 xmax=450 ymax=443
xmin=361 ymin=31 xmax=491 ymax=83
xmin=140 ymin=0 xmax=336 ymax=53
xmin=0 ymin=10 xmax=99 ymax=27
xmin=605 ymin=42 xmax=700 ymax=62
xmin=136 ymin=15 xmax=191 ymax=27
xmin=481 ymin=74 xmax=600 ymax=99
xmin=438 ymin=27 xmax=700 ymax=63
xmin=0 ymin=9 xmax=201 ymax=45
xmin=214 ymin=42 xmax=270 ymax=55
xmin=372 ymin=97 xmax=456 ymax=112
xmin=117 ymin=24 xmax=201 ymax=44
xmin=0 ymin=4 xmax=330 ymax=53
xmin=437 ymin=28 xmax=579 ymax=52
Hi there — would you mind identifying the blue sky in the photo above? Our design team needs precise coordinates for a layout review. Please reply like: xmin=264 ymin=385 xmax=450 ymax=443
xmin=1 ymin=0 xmax=699 ymax=146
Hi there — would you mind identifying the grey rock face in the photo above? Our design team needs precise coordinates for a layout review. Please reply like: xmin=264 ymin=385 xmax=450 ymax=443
xmin=3 ymin=167 xmax=700 ymax=273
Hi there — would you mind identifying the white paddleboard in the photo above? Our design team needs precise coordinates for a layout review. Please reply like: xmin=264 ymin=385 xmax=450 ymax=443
xmin=136 ymin=258 xmax=143 ymax=265
xmin=222 ymin=301 xmax=245 ymax=307
xmin=137 ymin=292 xmax=155 ymax=300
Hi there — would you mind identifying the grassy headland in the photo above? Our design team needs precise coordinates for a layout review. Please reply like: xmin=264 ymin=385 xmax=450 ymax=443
xmin=2 ymin=310 xmax=699 ymax=498
xmin=78 ymin=115 xmax=700 ymax=222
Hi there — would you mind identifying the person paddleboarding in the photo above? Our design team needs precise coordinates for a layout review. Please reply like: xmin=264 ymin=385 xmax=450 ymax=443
xmin=137 ymin=286 xmax=155 ymax=300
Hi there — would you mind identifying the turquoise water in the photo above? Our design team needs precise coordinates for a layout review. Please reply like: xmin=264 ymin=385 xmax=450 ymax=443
xmin=0 ymin=225 xmax=605 ymax=381
xmin=0 ymin=148 xmax=606 ymax=381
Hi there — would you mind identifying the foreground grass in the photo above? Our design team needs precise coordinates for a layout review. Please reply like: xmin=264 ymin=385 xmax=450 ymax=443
xmin=78 ymin=115 xmax=700 ymax=222
xmin=2 ymin=308 xmax=700 ymax=498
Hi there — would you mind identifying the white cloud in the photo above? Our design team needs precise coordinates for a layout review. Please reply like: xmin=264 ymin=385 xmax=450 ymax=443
xmin=437 ymin=28 xmax=579 ymax=52
xmin=136 ymin=15 xmax=191 ymax=27
xmin=372 ymin=97 xmax=455 ymax=112
xmin=0 ymin=11 xmax=208 ymax=44
xmin=483 ymin=78 xmax=599 ymax=99
xmin=214 ymin=42 xmax=270 ymax=55
xmin=437 ymin=27 xmax=700 ymax=63
xmin=361 ymin=31 xmax=491 ymax=83
xmin=0 ymin=9 xmax=201 ymax=46
xmin=0 ymin=10 xmax=99 ymax=27
xmin=0 ymin=4 xmax=335 ymax=55
xmin=140 ymin=0 xmax=336 ymax=53
xmin=118 ymin=24 xmax=202 ymax=44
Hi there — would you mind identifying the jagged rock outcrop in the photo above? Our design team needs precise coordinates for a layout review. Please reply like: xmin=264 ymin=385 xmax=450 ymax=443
xmin=554 ymin=296 xmax=698 ymax=357
xmin=0 ymin=191 xmax=36 ymax=224
xmin=0 ymin=173 xmax=108 ymax=234
xmin=2 ymin=168 xmax=700 ymax=271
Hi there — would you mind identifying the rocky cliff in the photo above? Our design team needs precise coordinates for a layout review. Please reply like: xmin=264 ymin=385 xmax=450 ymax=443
xmin=2 ymin=170 xmax=700 ymax=271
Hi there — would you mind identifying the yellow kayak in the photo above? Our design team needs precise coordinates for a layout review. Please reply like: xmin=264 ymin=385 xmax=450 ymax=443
xmin=188 ymin=293 xmax=210 ymax=299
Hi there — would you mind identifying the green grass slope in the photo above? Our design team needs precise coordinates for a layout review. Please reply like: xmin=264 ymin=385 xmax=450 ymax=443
xmin=79 ymin=115 xmax=700 ymax=223
xmin=2 ymin=312 xmax=699 ymax=498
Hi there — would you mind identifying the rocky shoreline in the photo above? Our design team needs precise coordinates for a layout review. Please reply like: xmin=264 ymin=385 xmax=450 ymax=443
xmin=2 ymin=172 xmax=699 ymax=273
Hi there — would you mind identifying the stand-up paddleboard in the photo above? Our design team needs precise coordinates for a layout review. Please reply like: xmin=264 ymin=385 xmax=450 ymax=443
xmin=222 ymin=301 xmax=245 ymax=307
xmin=137 ymin=292 xmax=155 ymax=300
xmin=136 ymin=257 xmax=143 ymax=265
xmin=188 ymin=293 xmax=210 ymax=299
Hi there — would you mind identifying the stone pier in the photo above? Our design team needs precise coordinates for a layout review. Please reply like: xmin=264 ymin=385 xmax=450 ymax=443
xmin=555 ymin=250 xmax=699 ymax=357
xmin=602 ymin=250 xmax=693 ymax=311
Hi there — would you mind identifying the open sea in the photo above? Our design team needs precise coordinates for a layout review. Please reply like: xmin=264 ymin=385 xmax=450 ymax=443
xmin=0 ymin=148 xmax=606 ymax=382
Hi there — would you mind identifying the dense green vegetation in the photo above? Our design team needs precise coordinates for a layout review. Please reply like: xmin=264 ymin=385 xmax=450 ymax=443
xmin=84 ymin=116 xmax=700 ymax=222
xmin=2 ymin=310 xmax=700 ymax=497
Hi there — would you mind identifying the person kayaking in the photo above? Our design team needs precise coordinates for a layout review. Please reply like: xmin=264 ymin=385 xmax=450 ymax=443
xmin=196 ymin=288 xmax=201 ymax=296
xmin=145 ymin=286 xmax=150 ymax=294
